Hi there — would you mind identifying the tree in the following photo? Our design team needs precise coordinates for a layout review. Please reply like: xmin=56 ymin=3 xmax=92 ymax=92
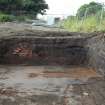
xmin=76 ymin=2 xmax=104 ymax=18
xmin=22 ymin=0 xmax=48 ymax=16
xmin=0 ymin=0 xmax=48 ymax=16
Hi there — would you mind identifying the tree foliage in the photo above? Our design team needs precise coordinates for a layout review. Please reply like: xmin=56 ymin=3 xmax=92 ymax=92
xmin=0 ymin=0 xmax=48 ymax=16
xmin=76 ymin=2 xmax=104 ymax=18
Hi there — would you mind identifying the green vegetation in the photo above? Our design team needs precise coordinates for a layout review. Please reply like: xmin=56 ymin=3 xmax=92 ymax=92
xmin=0 ymin=0 xmax=48 ymax=16
xmin=77 ymin=2 xmax=103 ymax=18
xmin=0 ymin=0 xmax=48 ymax=22
xmin=63 ymin=14 xmax=105 ymax=32
xmin=0 ymin=13 xmax=15 ymax=22
xmin=62 ymin=2 xmax=105 ymax=32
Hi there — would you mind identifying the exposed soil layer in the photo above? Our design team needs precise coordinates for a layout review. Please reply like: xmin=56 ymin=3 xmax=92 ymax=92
xmin=43 ymin=68 xmax=101 ymax=78
xmin=0 ymin=23 xmax=105 ymax=75
xmin=0 ymin=23 xmax=105 ymax=72
xmin=0 ymin=66 xmax=104 ymax=105
xmin=0 ymin=23 xmax=98 ymax=66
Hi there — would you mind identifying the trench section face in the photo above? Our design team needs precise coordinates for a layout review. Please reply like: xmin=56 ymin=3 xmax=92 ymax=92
xmin=0 ymin=32 xmax=105 ymax=75
xmin=0 ymin=37 xmax=89 ymax=66
xmin=87 ymin=34 xmax=105 ymax=75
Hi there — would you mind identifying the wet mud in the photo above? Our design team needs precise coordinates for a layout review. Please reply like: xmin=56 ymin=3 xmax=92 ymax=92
xmin=0 ymin=66 xmax=103 ymax=105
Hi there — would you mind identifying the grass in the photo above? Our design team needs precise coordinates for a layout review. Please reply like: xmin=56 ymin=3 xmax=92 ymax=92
xmin=62 ymin=14 xmax=105 ymax=32
xmin=0 ymin=12 xmax=36 ymax=22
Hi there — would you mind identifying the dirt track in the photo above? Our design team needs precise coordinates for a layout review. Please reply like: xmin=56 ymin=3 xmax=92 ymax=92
xmin=0 ymin=22 xmax=68 ymax=38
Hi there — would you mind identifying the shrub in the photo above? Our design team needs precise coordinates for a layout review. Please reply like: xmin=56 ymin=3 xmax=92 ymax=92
xmin=0 ymin=14 xmax=14 ymax=22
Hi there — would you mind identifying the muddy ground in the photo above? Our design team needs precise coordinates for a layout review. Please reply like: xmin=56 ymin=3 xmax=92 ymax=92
xmin=0 ymin=65 xmax=104 ymax=105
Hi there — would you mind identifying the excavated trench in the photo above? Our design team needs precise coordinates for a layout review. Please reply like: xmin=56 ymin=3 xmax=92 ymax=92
xmin=0 ymin=31 xmax=105 ymax=72
xmin=0 ymin=25 xmax=105 ymax=104
xmin=0 ymin=30 xmax=105 ymax=77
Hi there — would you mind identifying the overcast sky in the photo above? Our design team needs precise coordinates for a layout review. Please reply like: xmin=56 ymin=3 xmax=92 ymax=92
xmin=45 ymin=0 xmax=105 ymax=16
